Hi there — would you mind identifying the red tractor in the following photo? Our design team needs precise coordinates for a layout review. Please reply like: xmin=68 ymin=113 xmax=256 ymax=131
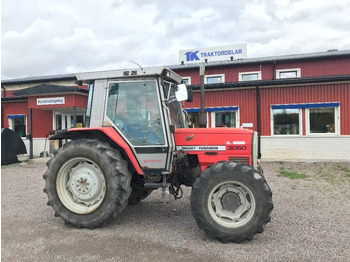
xmin=44 ymin=67 xmax=273 ymax=243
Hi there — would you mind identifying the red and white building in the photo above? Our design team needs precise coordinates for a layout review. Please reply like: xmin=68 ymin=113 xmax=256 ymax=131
xmin=2 ymin=49 xmax=350 ymax=160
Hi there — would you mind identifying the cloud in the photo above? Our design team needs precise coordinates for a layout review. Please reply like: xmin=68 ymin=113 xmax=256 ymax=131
xmin=1 ymin=0 xmax=350 ymax=79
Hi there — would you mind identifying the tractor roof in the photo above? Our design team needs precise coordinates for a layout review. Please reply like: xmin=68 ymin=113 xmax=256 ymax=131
xmin=76 ymin=66 xmax=182 ymax=84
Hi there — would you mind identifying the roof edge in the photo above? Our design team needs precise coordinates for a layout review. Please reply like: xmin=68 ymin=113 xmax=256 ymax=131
xmin=188 ymin=74 xmax=350 ymax=90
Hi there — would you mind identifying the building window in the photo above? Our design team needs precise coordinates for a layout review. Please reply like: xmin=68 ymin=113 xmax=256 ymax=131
xmin=185 ymin=107 xmax=238 ymax=128
xmin=272 ymin=109 xmax=301 ymax=135
xmin=8 ymin=115 xmax=26 ymax=137
xmin=306 ymin=107 xmax=338 ymax=134
xmin=214 ymin=112 xmax=236 ymax=127
xmin=276 ymin=68 xmax=301 ymax=79
xmin=271 ymin=102 xmax=340 ymax=136
xmin=205 ymin=74 xmax=225 ymax=84
xmin=239 ymin=71 xmax=262 ymax=81
xmin=188 ymin=112 xmax=200 ymax=127
xmin=182 ymin=77 xmax=191 ymax=85
xmin=70 ymin=115 xmax=85 ymax=128
xmin=184 ymin=108 xmax=209 ymax=128
xmin=210 ymin=107 xmax=239 ymax=128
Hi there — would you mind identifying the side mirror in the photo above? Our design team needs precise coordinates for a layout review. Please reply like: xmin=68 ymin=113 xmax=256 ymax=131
xmin=175 ymin=84 xmax=188 ymax=102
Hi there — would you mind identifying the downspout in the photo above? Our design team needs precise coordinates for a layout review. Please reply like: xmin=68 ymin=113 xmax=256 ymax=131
xmin=256 ymin=85 xmax=261 ymax=159
xmin=272 ymin=61 xmax=276 ymax=80
xmin=1 ymin=86 xmax=6 ymax=128
xmin=72 ymin=106 xmax=77 ymax=128
xmin=28 ymin=109 xmax=33 ymax=159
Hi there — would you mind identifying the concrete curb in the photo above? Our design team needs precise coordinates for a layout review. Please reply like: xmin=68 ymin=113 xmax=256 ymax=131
xmin=29 ymin=157 xmax=52 ymax=164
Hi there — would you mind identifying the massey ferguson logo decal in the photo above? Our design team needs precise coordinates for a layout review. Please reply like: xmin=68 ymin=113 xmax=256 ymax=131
xmin=176 ymin=146 xmax=225 ymax=151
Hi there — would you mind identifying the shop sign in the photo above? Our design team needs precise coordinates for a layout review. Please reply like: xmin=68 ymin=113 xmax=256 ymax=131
xmin=179 ymin=44 xmax=247 ymax=64
xmin=37 ymin=97 xmax=65 ymax=106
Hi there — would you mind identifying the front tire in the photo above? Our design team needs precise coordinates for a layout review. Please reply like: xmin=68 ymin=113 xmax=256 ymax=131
xmin=43 ymin=139 xmax=132 ymax=229
xmin=190 ymin=161 xmax=273 ymax=243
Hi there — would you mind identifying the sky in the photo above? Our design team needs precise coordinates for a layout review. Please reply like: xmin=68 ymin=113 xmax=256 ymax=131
xmin=1 ymin=0 xmax=350 ymax=80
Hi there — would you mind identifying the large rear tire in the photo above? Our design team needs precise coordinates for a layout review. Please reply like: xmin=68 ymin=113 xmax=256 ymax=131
xmin=190 ymin=161 xmax=273 ymax=243
xmin=43 ymin=139 xmax=132 ymax=229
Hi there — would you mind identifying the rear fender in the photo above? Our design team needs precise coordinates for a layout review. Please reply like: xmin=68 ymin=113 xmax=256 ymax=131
xmin=50 ymin=127 xmax=143 ymax=174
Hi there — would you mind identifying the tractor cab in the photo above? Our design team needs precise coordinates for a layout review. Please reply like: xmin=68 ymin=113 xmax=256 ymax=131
xmin=77 ymin=67 xmax=189 ymax=174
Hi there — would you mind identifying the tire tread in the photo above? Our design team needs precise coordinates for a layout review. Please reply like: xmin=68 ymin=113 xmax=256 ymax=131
xmin=43 ymin=138 xmax=132 ymax=229
xmin=190 ymin=161 xmax=274 ymax=243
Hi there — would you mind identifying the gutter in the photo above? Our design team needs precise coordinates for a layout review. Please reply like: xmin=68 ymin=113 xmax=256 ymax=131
xmin=188 ymin=74 xmax=350 ymax=91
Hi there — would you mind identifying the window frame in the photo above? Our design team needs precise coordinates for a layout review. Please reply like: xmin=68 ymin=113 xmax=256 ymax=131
xmin=271 ymin=108 xmax=302 ymax=136
xmin=210 ymin=107 xmax=240 ymax=128
xmin=204 ymin=74 xmax=225 ymax=84
xmin=182 ymin=77 xmax=191 ymax=85
xmin=238 ymin=71 xmax=262 ymax=81
xmin=184 ymin=106 xmax=238 ymax=128
xmin=271 ymin=102 xmax=340 ymax=137
xmin=276 ymin=68 xmax=301 ymax=79
xmin=305 ymin=106 xmax=340 ymax=136
xmin=184 ymin=108 xmax=209 ymax=128
xmin=8 ymin=115 xmax=27 ymax=137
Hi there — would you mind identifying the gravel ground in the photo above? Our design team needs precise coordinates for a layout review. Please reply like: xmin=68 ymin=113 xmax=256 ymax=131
xmin=2 ymin=161 xmax=350 ymax=262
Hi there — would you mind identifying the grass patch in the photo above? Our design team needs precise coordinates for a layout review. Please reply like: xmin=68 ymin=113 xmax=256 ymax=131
xmin=336 ymin=164 xmax=350 ymax=178
xmin=337 ymin=164 xmax=350 ymax=173
xmin=1 ymin=164 xmax=17 ymax=169
xmin=278 ymin=166 xmax=308 ymax=179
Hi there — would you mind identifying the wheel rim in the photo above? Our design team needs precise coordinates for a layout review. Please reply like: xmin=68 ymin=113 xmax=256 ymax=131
xmin=208 ymin=181 xmax=256 ymax=228
xmin=56 ymin=157 xmax=106 ymax=214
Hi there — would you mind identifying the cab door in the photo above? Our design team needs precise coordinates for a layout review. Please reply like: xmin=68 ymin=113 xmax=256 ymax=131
xmin=105 ymin=79 xmax=170 ymax=173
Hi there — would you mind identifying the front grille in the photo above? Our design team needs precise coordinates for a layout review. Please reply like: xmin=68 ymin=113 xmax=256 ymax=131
xmin=228 ymin=157 xmax=250 ymax=166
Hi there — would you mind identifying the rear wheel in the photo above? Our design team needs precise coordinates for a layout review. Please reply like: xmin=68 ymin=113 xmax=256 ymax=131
xmin=43 ymin=139 xmax=132 ymax=228
xmin=190 ymin=161 xmax=273 ymax=243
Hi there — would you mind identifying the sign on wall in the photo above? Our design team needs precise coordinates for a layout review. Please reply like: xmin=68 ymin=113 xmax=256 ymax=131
xmin=37 ymin=97 xmax=65 ymax=106
xmin=179 ymin=44 xmax=247 ymax=64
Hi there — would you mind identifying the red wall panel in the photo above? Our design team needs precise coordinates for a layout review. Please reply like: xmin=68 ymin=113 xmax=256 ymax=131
xmin=176 ymin=57 xmax=350 ymax=85
xmin=274 ymin=57 xmax=350 ymax=77
xmin=32 ymin=109 xmax=53 ymax=138
xmin=183 ymin=82 xmax=350 ymax=136
xmin=183 ymin=88 xmax=257 ymax=129
xmin=2 ymin=101 xmax=54 ymax=138
xmin=259 ymin=83 xmax=350 ymax=135
xmin=28 ymin=94 xmax=87 ymax=109
xmin=2 ymin=101 xmax=28 ymax=129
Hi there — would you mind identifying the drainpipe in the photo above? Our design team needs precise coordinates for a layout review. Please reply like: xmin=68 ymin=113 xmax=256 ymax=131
xmin=272 ymin=61 xmax=276 ymax=80
xmin=256 ymin=85 xmax=261 ymax=159
xmin=1 ymin=106 xmax=3 ymax=128
xmin=2 ymin=86 xmax=6 ymax=97
xmin=28 ymin=109 xmax=33 ymax=159
xmin=72 ymin=106 xmax=77 ymax=128
xmin=2 ymin=86 xmax=6 ymax=128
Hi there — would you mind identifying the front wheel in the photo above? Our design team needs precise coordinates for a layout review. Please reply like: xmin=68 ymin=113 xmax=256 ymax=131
xmin=43 ymin=139 xmax=132 ymax=229
xmin=190 ymin=161 xmax=273 ymax=243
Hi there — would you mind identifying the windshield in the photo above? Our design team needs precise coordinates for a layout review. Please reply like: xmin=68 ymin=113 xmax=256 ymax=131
xmin=163 ymin=81 xmax=185 ymax=128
